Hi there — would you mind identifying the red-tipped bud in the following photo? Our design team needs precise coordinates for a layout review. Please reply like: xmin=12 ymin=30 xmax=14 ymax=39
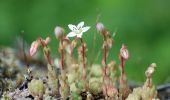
xmin=96 ymin=22 xmax=105 ymax=34
xmin=54 ymin=26 xmax=65 ymax=39
xmin=120 ymin=44 xmax=129 ymax=60
xmin=30 ymin=41 xmax=39 ymax=56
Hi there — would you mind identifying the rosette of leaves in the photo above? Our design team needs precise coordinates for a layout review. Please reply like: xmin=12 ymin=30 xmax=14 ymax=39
xmin=88 ymin=77 xmax=102 ymax=95
xmin=28 ymin=79 xmax=45 ymax=99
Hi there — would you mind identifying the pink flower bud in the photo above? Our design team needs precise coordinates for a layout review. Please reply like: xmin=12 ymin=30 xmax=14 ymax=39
xmin=96 ymin=22 xmax=105 ymax=34
xmin=30 ymin=41 xmax=39 ymax=56
xmin=120 ymin=44 xmax=129 ymax=60
xmin=54 ymin=26 xmax=65 ymax=38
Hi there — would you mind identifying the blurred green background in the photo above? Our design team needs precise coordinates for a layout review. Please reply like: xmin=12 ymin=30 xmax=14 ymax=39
xmin=0 ymin=0 xmax=170 ymax=85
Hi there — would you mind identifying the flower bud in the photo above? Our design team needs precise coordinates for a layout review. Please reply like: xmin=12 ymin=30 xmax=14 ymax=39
xmin=145 ymin=63 xmax=156 ymax=78
xmin=45 ymin=36 xmax=51 ymax=44
xmin=96 ymin=22 xmax=105 ymax=34
xmin=150 ymin=63 xmax=156 ymax=68
xmin=30 ymin=41 xmax=39 ymax=56
xmin=54 ymin=26 xmax=65 ymax=39
xmin=120 ymin=44 xmax=129 ymax=60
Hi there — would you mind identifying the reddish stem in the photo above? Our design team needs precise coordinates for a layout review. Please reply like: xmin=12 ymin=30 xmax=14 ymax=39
xmin=60 ymin=39 xmax=64 ymax=70
xmin=102 ymin=34 xmax=109 ymax=97
xmin=46 ymin=51 xmax=53 ymax=65
xmin=120 ymin=57 xmax=125 ymax=75
xmin=103 ymin=34 xmax=107 ymax=76
xmin=38 ymin=38 xmax=47 ymax=47
xmin=38 ymin=38 xmax=53 ymax=65
xmin=80 ymin=38 xmax=86 ymax=80
xmin=120 ymin=57 xmax=125 ymax=82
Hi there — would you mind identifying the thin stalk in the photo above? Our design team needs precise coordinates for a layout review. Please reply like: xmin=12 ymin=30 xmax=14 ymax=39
xmin=60 ymin=39 xmax=64 ymax=70
xmin=38 ymin=38 xmax=53 ymax=65
xmin=80 ymin=38 xmax=86 ymax=81
xmin=120 ymin=57 xmax=125 ymax=82
xmin=120 ymin=57 xmax=125 ymax=76
xmin=103 ymin=34 xmax=107 ymax=76
xmin=102 ymin=33 xmax=109 ymax=98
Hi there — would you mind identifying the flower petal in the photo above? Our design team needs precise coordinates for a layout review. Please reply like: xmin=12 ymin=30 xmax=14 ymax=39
xmin=68 ymin=24 xmax=77 ymax=31
xmin=82 ymin=26 xmax=90 ymax=32
xmin=67 ymin=32 xmax=76 ymax=37
xmin=77 ymin=21 xmax=84 ymax=29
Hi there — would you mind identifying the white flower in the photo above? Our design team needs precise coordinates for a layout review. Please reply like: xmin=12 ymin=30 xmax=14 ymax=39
xmin=67 ymin=21 xmax=90 ymax=38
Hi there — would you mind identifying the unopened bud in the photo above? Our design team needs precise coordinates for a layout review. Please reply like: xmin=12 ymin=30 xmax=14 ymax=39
xmin=150 ymin=63 xmax=156 ymax=68
xmin=120 ymin=44 xmax=129 ymax=60
xmin=96 ymin=22 xmax=105 ymax=34
xmin=30 ymin=41 xmax=39 ymax=56
xmin=145 ymin=63 xmax=156 ymax=78
xmin=45 ymin=36 xmax=51 ymax=44
xmin=54 ymin=26 xmax=65 ymax=39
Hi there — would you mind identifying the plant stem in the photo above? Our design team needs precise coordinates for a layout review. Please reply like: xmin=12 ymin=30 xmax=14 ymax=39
xmin=60 ymin=39 xmax=64 ymax=70
xmin=119 ymin=57 xmax=124 ymax=84
xmin=120 ymin=57 xmax=125 ymax=76
xmin=38 ymin=38 xmax=53 ymax=66
xmin=103 ymin=34 xmax=107 ymax=76
xmin=102 ymin=33 xmax=109 ymax=98
xmin=80 ymin=38 xmax=86 ymax=81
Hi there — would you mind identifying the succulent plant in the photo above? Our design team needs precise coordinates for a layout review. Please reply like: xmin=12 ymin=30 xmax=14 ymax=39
xmin=90 ymin=64 xmax=103 ymax=77
xmin=89 ymin=77 xmax=102 ymax=95
xmin=127 ymin=63 xmax=159 ymax=100
xmin=2 ymin=91 xmax=12 ymax=100
xmin=28 ymin=79 xmax=45 ymax=99
xmin=59 ymin=70 xmax=70 ymax=100
xmin=46 ymin=78 xmax=58 ymax=96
